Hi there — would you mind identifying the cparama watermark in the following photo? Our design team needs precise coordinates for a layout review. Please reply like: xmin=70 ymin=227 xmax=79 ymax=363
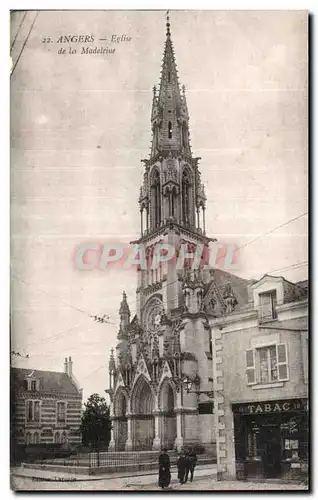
xmin=73 ymin=241 xmax=240 ymax=271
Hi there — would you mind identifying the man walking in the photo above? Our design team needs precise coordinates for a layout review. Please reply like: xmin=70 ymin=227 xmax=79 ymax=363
xmin=177 ymin=450 xmax=186 ymax=484
xmin=183 ymin=450 xmax=191 ymax=484
xmin=187 ymin=448 xmax=197 ymax=483
xmin=158 ymin=448 xmax=171 ymax=489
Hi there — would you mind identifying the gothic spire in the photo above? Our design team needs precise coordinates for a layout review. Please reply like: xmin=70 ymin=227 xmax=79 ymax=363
xmin=119 ymin=291 xmax=130 ymax=316
xmin=150 ymin=12 xmax=190 ymax=156
xmin=158 ymin=11 xmax=182 ymax=108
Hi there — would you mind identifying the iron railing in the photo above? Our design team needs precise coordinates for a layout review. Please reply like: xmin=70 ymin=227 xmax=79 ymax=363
xmin=89 ymin=451 xmax=166 ymax=468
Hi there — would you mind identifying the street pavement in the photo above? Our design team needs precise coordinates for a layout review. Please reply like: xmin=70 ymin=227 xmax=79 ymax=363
xmin=11 ymin=466 xmax=308 ymax=491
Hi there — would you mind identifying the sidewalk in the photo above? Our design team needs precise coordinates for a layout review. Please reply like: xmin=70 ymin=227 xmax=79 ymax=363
xmin=12 ymin=464 xmax=217 ymax=483
xmin=11 ymin=471 xmax=308 ymax=492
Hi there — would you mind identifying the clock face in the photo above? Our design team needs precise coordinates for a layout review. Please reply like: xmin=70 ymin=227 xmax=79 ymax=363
xmin=143 ymin=297 xmax=164 ymax=334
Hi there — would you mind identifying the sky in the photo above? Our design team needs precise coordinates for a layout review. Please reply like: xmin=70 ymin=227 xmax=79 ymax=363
xmin=10 ymin=10 xmax=308 ymax=402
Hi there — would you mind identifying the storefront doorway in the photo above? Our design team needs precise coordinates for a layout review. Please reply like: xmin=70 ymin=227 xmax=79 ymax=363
xmin=259 ymin=419 xmax=281 ymax=478
xmin=232 ymin=398 xmax=308 ymax=480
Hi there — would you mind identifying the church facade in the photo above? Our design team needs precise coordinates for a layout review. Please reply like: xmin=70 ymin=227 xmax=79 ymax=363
xmin=106 ymin=16 xmax=219 ymax=453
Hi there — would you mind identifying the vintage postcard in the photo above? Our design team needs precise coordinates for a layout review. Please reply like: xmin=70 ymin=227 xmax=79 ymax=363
xmin=10 ymin=10 xmax=308 ymax=491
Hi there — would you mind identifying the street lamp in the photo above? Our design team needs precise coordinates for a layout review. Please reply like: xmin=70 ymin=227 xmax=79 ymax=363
xmin=182 ymin=375 xmax=214 ymax=398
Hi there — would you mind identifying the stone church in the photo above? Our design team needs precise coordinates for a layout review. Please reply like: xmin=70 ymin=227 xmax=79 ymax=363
xmin=106 ymin=15 xmax=245 ymax=453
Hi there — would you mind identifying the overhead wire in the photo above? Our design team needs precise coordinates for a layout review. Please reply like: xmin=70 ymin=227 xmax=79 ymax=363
xmin=10 ymin=11 xmax=27 ymax=51
xmin=11 ymin=11 xmax=39 ymax=77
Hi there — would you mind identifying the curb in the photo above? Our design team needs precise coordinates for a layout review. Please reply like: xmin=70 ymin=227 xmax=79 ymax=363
xmin=12 ymin=468 xmax=217 ymax=484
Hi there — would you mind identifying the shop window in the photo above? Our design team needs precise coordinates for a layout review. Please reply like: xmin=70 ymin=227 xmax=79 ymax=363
xmin=281 ymin=415 xmax=308 ymax=461
xmin=26 ymin=400 xmax=40 ymax=422
xmin=246 ymin=421 xmax=261 ymax=460
xmin=245 ymin=344 xmax=289 ymax=385
xmin=259 ymin=290 xmax=277 ymax=322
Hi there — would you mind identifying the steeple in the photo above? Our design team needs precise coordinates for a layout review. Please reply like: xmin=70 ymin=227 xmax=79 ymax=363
xmin=150 ymin=11 xmax=191 ymax=156
xmin=137 ymin=12 xmax=211 ymax=239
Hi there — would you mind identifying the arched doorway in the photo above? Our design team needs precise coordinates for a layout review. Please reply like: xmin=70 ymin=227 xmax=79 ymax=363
xmin=114 ymin=389 xmax=128 ymax=451
xmin=159 ymin=379 xmax=177 ymax=450
xmin=131 ymin=376 xmax=155 ymax=450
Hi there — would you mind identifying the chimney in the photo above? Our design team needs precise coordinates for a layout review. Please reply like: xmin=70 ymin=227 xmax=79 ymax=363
xmin=68 ymin=356 xmax=73 ymax=378
xmin=64 ymin=357 xmax=68 ymax=373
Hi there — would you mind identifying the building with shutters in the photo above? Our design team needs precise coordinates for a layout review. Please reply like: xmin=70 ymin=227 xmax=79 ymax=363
xmin=210 ymin=274 xmax=308 ymax=480
xmin=106 ymin=13 xmax=308 ymax=481
xmin=11 ymin=357 xmax=83 ymax=448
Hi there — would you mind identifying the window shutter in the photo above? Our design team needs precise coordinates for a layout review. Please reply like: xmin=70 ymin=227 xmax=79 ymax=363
xmin=245 ymin=349 xmax=256 ymax=385
xmin=277 ymin=343 xmax=289 ymax=381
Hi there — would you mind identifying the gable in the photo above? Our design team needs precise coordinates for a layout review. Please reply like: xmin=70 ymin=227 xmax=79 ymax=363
xmin=113 ymin=371 xmax=125 ymax=393
xmin=158 ymin=360 xmax=173 ymax=386
xmin=203 ymin=268 xmax=249 ymax=314
xmin=131 ymin=354 xmax=151 ymax=387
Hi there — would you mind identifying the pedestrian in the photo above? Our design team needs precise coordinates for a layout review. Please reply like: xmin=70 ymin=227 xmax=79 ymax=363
xmin=188 ymin=448 xmax=197 ymax=482
xmin=183 ymin=449 xmax=193 ymax=483
xmin=158 ymin=448 xmax=171 ymax=489
xmin=177 ymin=450 xmax=186 ymax=484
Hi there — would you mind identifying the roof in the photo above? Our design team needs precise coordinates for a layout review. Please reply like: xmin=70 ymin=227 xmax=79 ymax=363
xmin=204 ymin=268 xmax=249 ymax=306
xmin=296 ymin=279 xmax=308 ymax=291
xmin=11 ymin=368 xmax=81 ymax=396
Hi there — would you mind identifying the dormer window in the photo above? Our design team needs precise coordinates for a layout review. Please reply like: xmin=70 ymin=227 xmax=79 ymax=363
xmin=259 ymin=290 xmax=277 ymax=322
xmin=26 ymin=378 xmax=39 ymax=391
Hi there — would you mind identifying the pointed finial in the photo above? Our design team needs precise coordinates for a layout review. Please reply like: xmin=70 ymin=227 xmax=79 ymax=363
xmin=166 ymin=10 xmax=171 ymax=36
xmin=119 ymin=290 xmax=130 ymax=316
xmin=153 ymin=85 xmax=157 ymax=95
xmin=109 ymin=347 xmax=115 ymax=371
xmin=182 ymin=84 xmax=186 ymax=94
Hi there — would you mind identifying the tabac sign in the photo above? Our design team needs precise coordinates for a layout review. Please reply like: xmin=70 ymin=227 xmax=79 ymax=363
xmin=232 ymin=398 xmax=308 ymax=415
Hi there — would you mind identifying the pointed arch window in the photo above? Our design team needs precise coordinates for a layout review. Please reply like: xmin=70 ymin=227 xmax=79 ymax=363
xmin=168 ymin=121 xmax=172 ymax=139
xmin=168 ymin=71 xmax=171 ymax=83
xmin=154 ymin=126 xmax=159 ymax=149
xmin=152 ymin=169 xmax=161 ymax=228
xmin=182 ymin=124 xmax=187 ymax=148
xmin=170 ymin=186 xmax=177 ymax=218
xmin=182 ymin=170 xmax=191 ymax=225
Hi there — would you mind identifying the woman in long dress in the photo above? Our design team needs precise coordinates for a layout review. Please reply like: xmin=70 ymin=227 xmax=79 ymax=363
xmin=158 ymin=448 xmax=171 ymax=489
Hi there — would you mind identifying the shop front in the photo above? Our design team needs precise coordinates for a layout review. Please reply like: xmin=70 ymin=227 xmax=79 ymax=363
xmin=232 ymin=398 xmax=308 ymax=481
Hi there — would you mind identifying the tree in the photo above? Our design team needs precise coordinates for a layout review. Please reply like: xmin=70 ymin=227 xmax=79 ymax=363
xmin=80 ymin=393 xmax=112 ymax=450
